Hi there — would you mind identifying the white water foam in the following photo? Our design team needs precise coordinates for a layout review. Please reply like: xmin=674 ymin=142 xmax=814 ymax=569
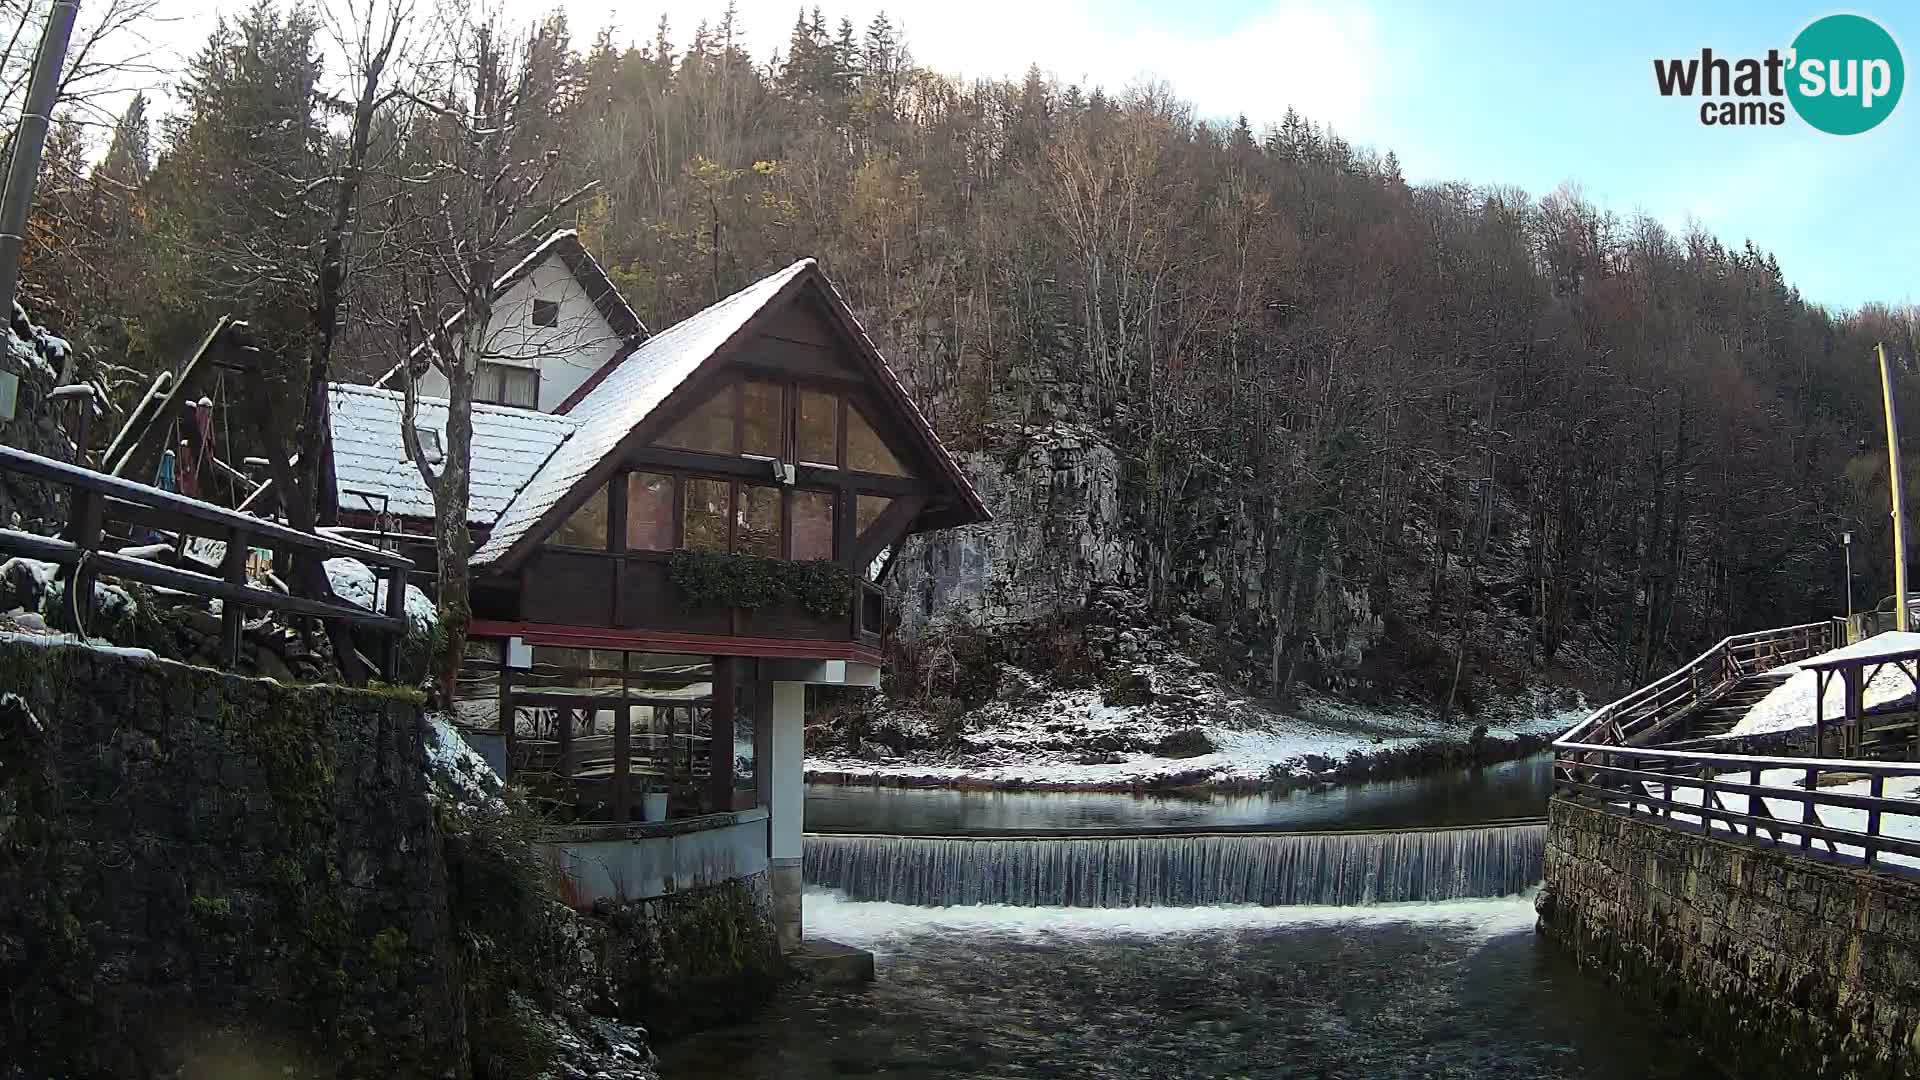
xmin=804 ymin=889 xmax=1543 ymax=953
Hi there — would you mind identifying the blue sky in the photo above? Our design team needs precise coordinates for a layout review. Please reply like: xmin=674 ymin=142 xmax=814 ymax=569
xmin=1358 ymin=1 xmax=1916 ymax=312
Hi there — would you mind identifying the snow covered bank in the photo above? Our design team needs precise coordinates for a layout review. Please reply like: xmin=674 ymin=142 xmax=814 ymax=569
xmin=807 ymin=680 xmax=1582 ymax=791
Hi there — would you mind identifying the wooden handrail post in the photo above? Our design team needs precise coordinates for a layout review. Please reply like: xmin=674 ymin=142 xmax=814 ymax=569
xmin=58 ymin=487 xmax=103 ymax=633
xmin=1866 ymin=774 xmax=1885 ymax=866
xmin=557 ymin=707 xmax=575 ymax=783
xmin=378 ymin=565 xmax=405 ymax=682
xmin=219 ymin=530 xmax=248 ymax=668
xmin=1802 ymin=766 xmax=1819 ymax=849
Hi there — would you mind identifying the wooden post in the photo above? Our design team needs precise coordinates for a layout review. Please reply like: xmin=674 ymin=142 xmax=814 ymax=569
xmin=219 ymin=530 xmax=248 ymax=668
xmin=710 ymin=656 xmax=736 ymax=812
xmin=1802 ymin=766 xmax=1819 ymax=849
xmin=59 ymin=487 xmax=103 ymax=634
xmin=557 ymin=707 xmax=574 ymax=780
xmin=614 ymin=703 xmax=633 ymax=823
xmin=1866 ymin=773 xmax=1885 ymax=866
xmin=379 ymin=565 xmax=405 ymax=681
xmin=498 ymin=650 xmax=515 ymax=779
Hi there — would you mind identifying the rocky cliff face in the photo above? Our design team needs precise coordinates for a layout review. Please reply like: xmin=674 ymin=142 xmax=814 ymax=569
xmin=894 ymin=423 xmax=1132 ymax=633
xmin=883 ymin=416 xmax=1607 ymax=721
xmin=890 ymin=421 xmax=1412 ymax=701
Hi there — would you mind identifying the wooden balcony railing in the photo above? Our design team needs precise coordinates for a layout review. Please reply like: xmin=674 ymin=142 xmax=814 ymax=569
xmin=0 ymin=443 xmax=414 ymax=680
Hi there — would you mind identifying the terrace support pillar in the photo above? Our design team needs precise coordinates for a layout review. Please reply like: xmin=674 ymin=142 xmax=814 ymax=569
xmin=709 ymin=656 xmax=737 ymax=811
xmin=767 ymin=679 xmax=805 ymax=953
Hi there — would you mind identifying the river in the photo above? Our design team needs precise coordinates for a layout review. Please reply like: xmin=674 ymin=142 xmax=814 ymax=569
xmin=660 ymin=754 xmax=1704 ymax=1079
xmin=804 ymin=753 xmax=1553 ymax=834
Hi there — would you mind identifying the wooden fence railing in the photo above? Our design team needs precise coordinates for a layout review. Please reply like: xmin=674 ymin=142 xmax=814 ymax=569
xmin=0 ymin=443 xmax=414 ymax=680
xmin=1556 ymin=621 xmax=1834 ymax=749
xmin=1553 ymin=618 xmax=1920 ymax=872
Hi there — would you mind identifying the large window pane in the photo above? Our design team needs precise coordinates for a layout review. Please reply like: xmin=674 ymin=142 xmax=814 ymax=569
xmin=626 ymin=472 xmax=674 ymax=551
xmin=792 ymin=490 xmax=835 ymax=560
xmin=658 ymin=385 xmax=734 ymax=453
xmin=847 ymin=405 xmax=909 ymax=476
xmin=797 ymin=389 xmax=838 ymax=465
xmin=742 ymin=381 xmax=784 ymax=457
xmin=738 ymin=484 xmax=782 ymax=557
xmin=856 ymin=494 xmax=893 ymax=539
xmin=548 ymin=484 xmax=609 ymax=548
xmin=684 ymin=478 xmax=730 ymax=551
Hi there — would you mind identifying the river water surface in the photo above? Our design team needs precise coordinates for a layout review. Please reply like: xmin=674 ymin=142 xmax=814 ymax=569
xmin=663 ymin=755 xmax=1705 ymax=1078
xmin=661 ymin=893 xmax=1707 ymax=1079
xmin=804 ymin=754 xmax=1553 ymax=834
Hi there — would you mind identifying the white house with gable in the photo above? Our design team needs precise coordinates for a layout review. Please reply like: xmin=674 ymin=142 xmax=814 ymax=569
xmin=375 ymin=229 xmax=648 ymax=413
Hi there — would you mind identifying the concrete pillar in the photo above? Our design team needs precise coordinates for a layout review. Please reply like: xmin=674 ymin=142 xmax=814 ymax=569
xmin=768 ymin=679 xmax=805 ymax=952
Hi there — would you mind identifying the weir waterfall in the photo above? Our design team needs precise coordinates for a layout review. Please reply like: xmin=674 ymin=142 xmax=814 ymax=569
xmin=803 ymin=821 xmax=1547 ymax=907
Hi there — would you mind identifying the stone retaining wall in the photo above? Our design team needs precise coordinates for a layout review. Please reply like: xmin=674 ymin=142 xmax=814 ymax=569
xmin=0 ymin=638 xmax=465 ymax=1078
xmin=1540 ymin=798 xmax=1920 ymax=1079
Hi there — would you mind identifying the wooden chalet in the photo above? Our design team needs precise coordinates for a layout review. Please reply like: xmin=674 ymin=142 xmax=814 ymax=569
xmin=327 ymin=241 xmax=988 ymax=946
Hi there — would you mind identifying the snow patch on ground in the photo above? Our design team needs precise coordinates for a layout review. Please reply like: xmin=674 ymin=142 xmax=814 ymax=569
xmin=422 ymin=710 xmax=504 ymax=807
xmin=0 ymin=627 xmax=157 ymax=660
xmin=1726 ymin=665 xmax=1919 ymax=739
xmin=1643 ymin=769 xmax=1920 ymax=870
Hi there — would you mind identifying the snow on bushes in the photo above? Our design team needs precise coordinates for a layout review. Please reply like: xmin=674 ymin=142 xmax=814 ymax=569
xmin=324 ymin=557 xmax=437 ymax=635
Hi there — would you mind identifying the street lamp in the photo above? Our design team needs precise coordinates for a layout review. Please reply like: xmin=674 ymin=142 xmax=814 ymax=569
xmin=1843 ymin=531 xmax=1855 ymax=629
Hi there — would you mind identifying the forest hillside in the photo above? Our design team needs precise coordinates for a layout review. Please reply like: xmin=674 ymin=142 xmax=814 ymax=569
xmin=16 ymin=3 xmax=1920 ymax=722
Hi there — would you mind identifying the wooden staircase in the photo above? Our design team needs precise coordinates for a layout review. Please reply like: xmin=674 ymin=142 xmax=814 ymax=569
xmin=1685 ymin=669 xmax=1795 ymax=738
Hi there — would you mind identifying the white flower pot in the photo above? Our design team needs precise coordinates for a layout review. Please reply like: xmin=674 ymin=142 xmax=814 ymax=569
xmin=642 ymin=792 xmax=669 ymax=822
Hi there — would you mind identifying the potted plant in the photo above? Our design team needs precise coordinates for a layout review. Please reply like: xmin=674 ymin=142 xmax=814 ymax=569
xmin=638 ymin=773 xmax=669 ymax=823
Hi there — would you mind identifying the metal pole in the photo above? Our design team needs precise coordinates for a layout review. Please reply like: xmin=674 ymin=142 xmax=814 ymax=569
xmin=1844 ymin=531 xmax=1855 ymax=633
xmin=0 ymin=0 xmax=81 ymax=317
xmin=1880 ymin=342 xmax=1910 ymax=633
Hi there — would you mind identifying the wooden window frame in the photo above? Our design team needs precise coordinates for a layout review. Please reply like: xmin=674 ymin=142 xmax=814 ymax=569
xmin=475 ymin=359 xmax=539 ymax=409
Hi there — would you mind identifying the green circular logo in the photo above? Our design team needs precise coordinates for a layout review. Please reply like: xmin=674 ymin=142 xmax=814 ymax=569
xmin=1788 ymin=14 xmax=1904 ymax=135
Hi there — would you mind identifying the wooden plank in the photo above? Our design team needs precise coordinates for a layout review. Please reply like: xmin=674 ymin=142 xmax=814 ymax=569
xmin=1560 ymin=779 xmax=1920 ymax=862
xmin=0 ymin=444 xmax=410 ymax=568
xmin=0 ymin=529 xmax=407 ymax=633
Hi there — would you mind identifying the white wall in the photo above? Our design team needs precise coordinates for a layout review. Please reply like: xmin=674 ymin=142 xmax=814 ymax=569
xmin=412 ymin=258 xmax=628 ymax=413
xmin=547 ymin=806 xmax=770 ymax=904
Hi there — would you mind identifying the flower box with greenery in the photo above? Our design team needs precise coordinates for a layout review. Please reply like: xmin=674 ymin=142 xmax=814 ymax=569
xmin=666 ymin=550 xmax=852 ymax=621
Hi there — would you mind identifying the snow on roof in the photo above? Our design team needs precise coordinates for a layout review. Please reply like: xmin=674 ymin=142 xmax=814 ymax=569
xmin=1789 ymin=630 xmax=1920 ymax=670
xmin=328 ymin=383 xmax=578 ymax=524
xmin=1722 ymin=632 xmax=1920 ymax=739
xmin=471 ymin=260 xmax=814 ymax=563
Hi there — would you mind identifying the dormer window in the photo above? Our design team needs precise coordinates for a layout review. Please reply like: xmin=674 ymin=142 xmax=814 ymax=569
xmin=412 ymin=423 xmax=444 ymax=464
xmin=532 ymin=299 xmax=560 ymax=327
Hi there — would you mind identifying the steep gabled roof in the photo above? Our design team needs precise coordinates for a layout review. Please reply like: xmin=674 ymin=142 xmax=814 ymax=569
xmin=329 ymin=383 xmax=578 ymax=524
xmin=471 ymin=258 xmax=990 ymax=569
xmin=472 ymin=261 xmax=812 ymax=564
xmin=373 ymin=229 xmax=646 ymax=387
